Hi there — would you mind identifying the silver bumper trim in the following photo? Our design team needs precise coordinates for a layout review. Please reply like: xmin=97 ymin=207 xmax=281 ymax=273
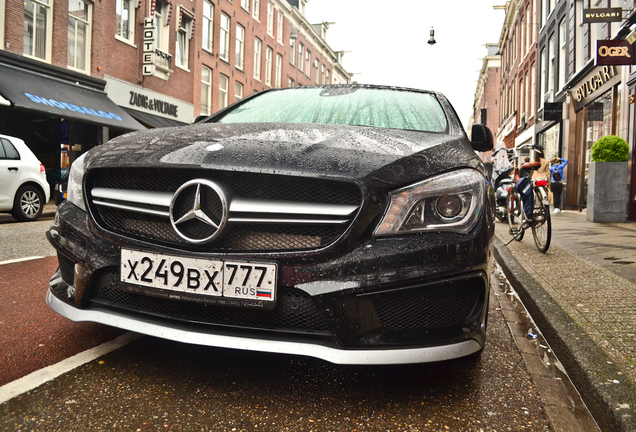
xmin=46 ymin=290 xmax=482 ymax=365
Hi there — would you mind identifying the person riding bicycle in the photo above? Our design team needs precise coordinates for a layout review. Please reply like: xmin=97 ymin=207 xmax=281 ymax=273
xmin=515 ymin=146 xmax=556 ymax=221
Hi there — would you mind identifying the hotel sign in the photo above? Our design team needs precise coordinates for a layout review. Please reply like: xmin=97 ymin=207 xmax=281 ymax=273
xmin=143 ymin=17 xmax=155 ymax=76
xmin=583 ymin=8 xmax=623 ymax=23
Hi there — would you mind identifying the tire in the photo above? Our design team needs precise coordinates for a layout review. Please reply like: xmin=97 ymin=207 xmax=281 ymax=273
xmin=506 ymin=190 xmax=524 ymax=241
xmin=531 ymin=193 xmax=551 ymax=253
xmin=11 ymin=185 xmax=44 ymax=222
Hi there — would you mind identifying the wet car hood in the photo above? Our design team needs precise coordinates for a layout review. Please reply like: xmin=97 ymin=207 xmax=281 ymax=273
xmin=88 ymin=122 xmax=483 ymax=188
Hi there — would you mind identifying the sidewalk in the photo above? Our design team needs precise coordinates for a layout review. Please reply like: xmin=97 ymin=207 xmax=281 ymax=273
xmin=494 ymin=210 xmax=636 ymax=432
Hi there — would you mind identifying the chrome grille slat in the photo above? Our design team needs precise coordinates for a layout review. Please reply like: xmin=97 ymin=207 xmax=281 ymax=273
xmin=88 ymin=169 xmax=362 ymax=251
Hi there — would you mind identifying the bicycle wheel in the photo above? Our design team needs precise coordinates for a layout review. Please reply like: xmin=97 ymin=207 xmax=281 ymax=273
xmin=531 ymin=191 xmax=551 ymax=253
xmin=507 ymin=190 xmax=524 ymax=241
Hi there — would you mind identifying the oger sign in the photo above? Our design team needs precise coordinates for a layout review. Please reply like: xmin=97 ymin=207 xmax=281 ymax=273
xmin=596 ymin=40 xmax=635 ymax=66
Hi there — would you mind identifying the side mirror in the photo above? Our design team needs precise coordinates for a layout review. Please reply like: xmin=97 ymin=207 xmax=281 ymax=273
xmin=470 ymin=124 xmax=494 ymax=152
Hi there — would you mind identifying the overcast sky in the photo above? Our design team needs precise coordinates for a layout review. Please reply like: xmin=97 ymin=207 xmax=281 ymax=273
xmin=305 ymin=0 xmax=506 ymax=129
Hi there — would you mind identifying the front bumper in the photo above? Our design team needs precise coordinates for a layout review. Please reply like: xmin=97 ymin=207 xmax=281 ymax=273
xmin=47 ymin=201 xmax=493 ymax=365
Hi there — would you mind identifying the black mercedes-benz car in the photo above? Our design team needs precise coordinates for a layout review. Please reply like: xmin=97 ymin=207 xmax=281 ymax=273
xmin=46 ymin=85 xmax=494 ymax=365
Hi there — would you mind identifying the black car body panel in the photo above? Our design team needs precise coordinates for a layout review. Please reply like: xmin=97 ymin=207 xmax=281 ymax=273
xmin=46 ymin=85 xmax=494 ymax=365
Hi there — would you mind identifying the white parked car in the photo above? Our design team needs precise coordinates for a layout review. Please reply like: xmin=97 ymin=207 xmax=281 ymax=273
xmin=0 ymin=134 xmax=50 ymax=221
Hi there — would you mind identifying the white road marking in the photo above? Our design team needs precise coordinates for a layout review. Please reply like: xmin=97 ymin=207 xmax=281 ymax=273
xmin=0 ymin=332 xmax=141 ymax=404
xmin=0 ymin=256 xmax=46 ymax=265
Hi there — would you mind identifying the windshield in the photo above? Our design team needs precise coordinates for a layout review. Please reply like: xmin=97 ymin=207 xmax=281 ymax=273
xmin=216 ymin=87 xmax=448 ymax=133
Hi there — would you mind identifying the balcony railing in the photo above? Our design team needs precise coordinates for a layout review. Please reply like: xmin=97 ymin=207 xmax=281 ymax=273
xmin=154 ymin=48 xmax=172 ymax=70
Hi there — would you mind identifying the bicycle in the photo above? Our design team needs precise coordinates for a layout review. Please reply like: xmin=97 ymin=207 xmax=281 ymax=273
xmin=506 ymin=173 xmax=552 ymax=253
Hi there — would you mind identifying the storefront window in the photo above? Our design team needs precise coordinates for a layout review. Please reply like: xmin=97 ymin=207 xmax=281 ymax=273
xmin=586 ymin=90 xmax=613 ymax=167
xmin=539 ymin=124 xmax=559 ymax=161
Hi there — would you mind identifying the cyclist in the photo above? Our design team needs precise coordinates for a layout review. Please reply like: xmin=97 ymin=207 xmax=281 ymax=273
xmin=515 ymin=146 xmax=555 ymax=222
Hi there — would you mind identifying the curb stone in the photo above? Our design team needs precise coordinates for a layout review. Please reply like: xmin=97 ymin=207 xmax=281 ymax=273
xmin=494 ymin=237 xmax=636 ymax=432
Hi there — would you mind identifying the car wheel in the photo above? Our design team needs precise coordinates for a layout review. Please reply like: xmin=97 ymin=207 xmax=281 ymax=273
xmin=11 ymin=185 xmax=44 ymax=222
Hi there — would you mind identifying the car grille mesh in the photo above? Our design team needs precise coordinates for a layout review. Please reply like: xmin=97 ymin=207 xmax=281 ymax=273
xmin=371 ymin=282 xmax=483 ymax=331
xmin=88 ymin=168 xmax=361 ymax=251
xmin=90 ymin=268 xmax=334 ymax=335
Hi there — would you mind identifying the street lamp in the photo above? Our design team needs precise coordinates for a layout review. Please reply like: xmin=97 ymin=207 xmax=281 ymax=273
xmin=428 ymin=27 xmax=436 ymax=45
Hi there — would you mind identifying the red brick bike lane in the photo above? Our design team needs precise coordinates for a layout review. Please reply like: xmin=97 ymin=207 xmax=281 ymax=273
xmin=0 ymin=256 xmax=123 ymax=386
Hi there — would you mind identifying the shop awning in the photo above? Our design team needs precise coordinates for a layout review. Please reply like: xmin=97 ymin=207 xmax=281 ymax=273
xmin=123 ymin=107 xmax=188 ymax=129
xmin=0 ymin=63 xmax=144 ymax=131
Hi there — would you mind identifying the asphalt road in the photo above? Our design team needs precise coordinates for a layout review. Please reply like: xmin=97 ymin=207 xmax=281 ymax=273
xmin=0 ymin=206 xmax=598 ymax=431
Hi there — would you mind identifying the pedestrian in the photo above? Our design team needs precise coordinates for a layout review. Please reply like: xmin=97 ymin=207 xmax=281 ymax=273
xmin=550 ymin=157 xmax=568 ymax=214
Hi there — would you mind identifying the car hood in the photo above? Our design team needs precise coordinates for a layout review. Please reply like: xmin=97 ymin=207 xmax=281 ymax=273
xmin=87 ymin=122 xmax=483 ymax=188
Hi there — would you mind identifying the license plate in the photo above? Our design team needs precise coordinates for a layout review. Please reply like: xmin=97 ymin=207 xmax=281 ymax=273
xmin=120 ymin=249 xmax=277 ymax=306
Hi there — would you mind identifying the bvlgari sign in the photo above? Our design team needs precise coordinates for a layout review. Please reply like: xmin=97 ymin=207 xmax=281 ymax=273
xmin=571 ymin=65 xmax=620 ymax=111
xmin=583 ymin=8 xmax=623 ymax=23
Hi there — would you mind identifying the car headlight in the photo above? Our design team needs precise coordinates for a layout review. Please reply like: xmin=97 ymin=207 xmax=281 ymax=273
xmin=67 ymin=152 xmax=87 ymax=212
xmin=373 ymin=169 xmax=485 ymax=236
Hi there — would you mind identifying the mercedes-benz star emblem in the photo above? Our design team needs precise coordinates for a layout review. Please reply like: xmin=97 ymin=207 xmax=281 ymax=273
xmin=169 ymin=179 xmax=228 ymax=244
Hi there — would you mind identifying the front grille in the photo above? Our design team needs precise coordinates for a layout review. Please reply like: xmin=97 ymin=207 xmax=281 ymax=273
xmin=371 ymin=281 xmax=484 ymax=331
xmin=88 ymin=168 xmax=361 ymax=252
xmin=90 ymin=268 xmax=334 ymax=335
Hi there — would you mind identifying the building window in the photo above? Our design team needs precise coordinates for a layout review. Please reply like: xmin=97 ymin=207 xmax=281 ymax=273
xmin=267 ymin=3 xmax=274 ymax=36
xmin=236 ymin=24 xmax=245 ymax=70
xmin=265 ymin=46 xmax=273 ymax=86
xmin=252 ymin=0 xmax=260 ymax=21
xmin=202 ymin=0 xmax=213 ymax=52
xmin=154 ymin=1 xmax=170 ymax=54
xmin=305 ymin=50 xmax=311 ymax=78
xmin=288 ymin=77 xmax=294 ymax=87
xmin=201 ymin=66 xmax=212 ymax=115
xmin=558 ymin=19 xmax=566 ymax=91
xmin=314 ymin=59 xmax=319 ymax=84
xmin=520 ymin=14 xmax=525 ymax=59
xmin=235 ymin=81 xmax=243 ymax=101
xmin=289 ymin=38 xmax=295 ymax=65
xmin=525 ymin=71 xmax=530 ymax=118
xmin=68 ymin=0 xmax=91 ymax=72
xmin=526 ymin=4 xmax=531 ymax=51
xmin=266 ymin=3 xmax=275 ymax=36
xmin=298 ymin=43 xmax=304 ymax=72
xmin=277 ymin=11 xmax=283 ymax=44
xmin=326 ymin=69 xmax=330 ymax=84
xmin=540 ymin=48 xmax=546 ymax=108
xmin=275 ymin=53 xmax=282 ymax=88
xmin=321 ymin=64 xmax=325 ymax=84
xmin=541 ymin=0 xmax=547 ymax=28
xmin=219 ymin=74 xmax=229 ymax=110
xmin=254 ymin=37 xmax=262 ymax=80
xmin=520 ymin=78 xmax=524 ymax=119
xmin=241 ymin=0 xmax=249 ymax=12
xmin=116 ymin=0 xmax=134 ymax=42
xmin=24 ymin=0 xmax=51 ymax=60
xmin=530 ymin=62 xmax=535 ymax=118
xmin=176 ymin=11 xmax=193 ymax=70
xmin=220 ymin=13 xmax=230 ymax=62
xmin=548 ymin=34 xmax=555 ymax=94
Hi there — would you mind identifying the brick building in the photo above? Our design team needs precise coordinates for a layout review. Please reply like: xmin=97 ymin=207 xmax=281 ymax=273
xmin=497 ymin=0 xmax=538 ymax=166
xmin=0 ymin=0 xmax=350 ymax=189
xmin=469 ymin=43 xmax=501 ymax=167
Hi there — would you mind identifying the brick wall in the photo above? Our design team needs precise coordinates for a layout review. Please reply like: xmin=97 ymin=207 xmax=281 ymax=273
xmin=2 ymin=0 xmax=343 ymax=121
